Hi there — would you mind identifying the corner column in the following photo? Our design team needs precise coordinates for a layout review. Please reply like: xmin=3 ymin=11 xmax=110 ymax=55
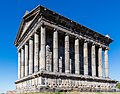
xmin=91 ymin=44 xmax=96 ymax=76
xmin=98 ymin=47 xmax=102 ymax=77
xmin=84 ymin=41 xmax=88 ymax=75
xmin=29 ymin=37 xmax=34 ymax=74
xmin=21 ymin=47 xmax=25 ymax=78
xmin=18 ymin=50 xmax=21 ymax=79
xmin=34 ymin=32 xmax=39 ymax=72
xmin=65 ymin=34 xmax=70 ymax=73
xmin=40 ymin=24 xmax=46 ymax=71
xmin=104 ymin=49 xmax=109 ymax=78
xmin=53 ymin=30 xmax=58 ymax=72
xmin=25 ymin=43 xmax=29 ymax=76
xmin=75 ymin=38 xmax=79 ymax=74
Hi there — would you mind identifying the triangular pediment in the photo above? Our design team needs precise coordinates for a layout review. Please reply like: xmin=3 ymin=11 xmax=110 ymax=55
xmin=15 ymin=7 xmax=40 ymax=46
xmin=20 ymin=18 xmax=33 ymax=39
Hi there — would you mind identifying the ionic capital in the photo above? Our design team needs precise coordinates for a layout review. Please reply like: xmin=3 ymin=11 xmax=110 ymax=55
xmin=95 ymin=41 xmax=99 ymax=45
xmin=98 ymin=45 xmax=102 ymax=48
xmin=65 ymin=33 xmax=70 ymax=36
xmin=18 ymin=49 xmax=21 ymax=53
xmin=84 ymin=39 xmax=89 ymax=43
xmin=92 ymin=42 xmax=95 ymax=46
xmin=29 ymin=36 xmax=33 ymax=40
xmin=21 ymin=46 xmax=24 ymax=49
xmin=34 ymin=30 xmax=39 ymax=34
xmin=25 ymin=42 xmax=28 ymax=45
xmin=41 ymin=22 xmax=46 ymax=28
xmin=105 ymin=47 xmax=109 ymax=50
xmin=75 ymin=36 xmax=79 ymax=40
xmin=53 ymin=28 xmax=59 ymax=32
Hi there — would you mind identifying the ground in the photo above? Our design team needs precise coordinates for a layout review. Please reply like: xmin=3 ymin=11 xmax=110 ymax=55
xmin=23 ymin=92 xmax=120 ymax=94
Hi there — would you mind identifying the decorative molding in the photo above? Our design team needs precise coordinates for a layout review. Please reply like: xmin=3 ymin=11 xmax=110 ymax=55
xmin=15 ymin=5 xmax=113 ymax=48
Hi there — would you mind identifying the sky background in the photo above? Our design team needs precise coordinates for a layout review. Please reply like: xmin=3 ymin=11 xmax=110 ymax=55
xmin=0 ymin=0 xmax=120 ymax=93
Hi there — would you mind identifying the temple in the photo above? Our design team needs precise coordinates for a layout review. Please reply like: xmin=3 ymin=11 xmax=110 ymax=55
xmin=14 ymin=5 xmax=117 ymax=93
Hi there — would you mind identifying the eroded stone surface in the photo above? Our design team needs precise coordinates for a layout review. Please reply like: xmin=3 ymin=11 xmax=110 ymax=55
xmin=14 ymin=5 xmax=117 ymax=93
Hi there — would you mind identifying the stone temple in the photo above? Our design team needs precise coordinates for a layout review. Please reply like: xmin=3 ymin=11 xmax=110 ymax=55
xmin=14 ymin=5 xmax=117 ymax=93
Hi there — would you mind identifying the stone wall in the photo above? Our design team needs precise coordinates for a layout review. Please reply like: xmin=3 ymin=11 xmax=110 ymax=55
xmin=16 ymin=73 xmax=117 ymax=93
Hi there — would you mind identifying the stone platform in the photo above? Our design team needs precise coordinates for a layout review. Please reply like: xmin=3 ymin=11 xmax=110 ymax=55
xmin=15 ymin=71 xmax=117 ymax=93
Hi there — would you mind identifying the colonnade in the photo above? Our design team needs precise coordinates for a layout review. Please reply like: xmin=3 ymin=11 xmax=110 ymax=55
xmin=18 ymin=25 xmax=109 ymax=79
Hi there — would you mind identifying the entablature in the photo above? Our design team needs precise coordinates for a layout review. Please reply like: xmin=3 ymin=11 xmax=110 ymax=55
xmin=15 ymin=5 xmax=113 ymax=49
xmin=39 ymin=6 xmax=113 ymax=46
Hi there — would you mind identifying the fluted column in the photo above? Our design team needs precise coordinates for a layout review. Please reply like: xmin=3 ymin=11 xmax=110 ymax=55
xmin=34 ymin=32 xmax=39 ymax=72
xmin=59 ymin=57 xmax=62 ymax=73
xmin=18 ymin=50 xmax=21 ymax=79
xmin=40 ymin=24 xmax=46 ymax=71
xmin=84 ymin=41 xmax=88 ymax=75
xmin=104 ymin=49 xmax=109 ymax=78
xmin=98 ymin=47 xmax=102 ymax=77
xmin=65 ymin=34 xmax=70 ymax=73
xmin=69 ymin=59 xmax=72 ymax=73
xmin=25 ymin=43 xmax=28 ymax=76
xmin=91 ymin=44 xmax=96 ymax=76
xmin=21 ymin=48 xmax=25 ymax=78
xmin=53 ymin=30 xmax=58 ymax=72
xmin=75 ymin=38 xmax=79 ymax=74
xmin=29 ymin=38 xmax=33 ymax=74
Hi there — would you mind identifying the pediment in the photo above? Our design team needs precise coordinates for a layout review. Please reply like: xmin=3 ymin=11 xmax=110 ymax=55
xmin=20 ymin=18 xmax=33 ymax=39
xmin=15 ymin=10 xmax=40 ymax=46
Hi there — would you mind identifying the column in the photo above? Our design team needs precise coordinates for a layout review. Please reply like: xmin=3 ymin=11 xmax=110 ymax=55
xmin=84 ymin=41 xmax=88 ymax=75
xmin=25 ymin=43 xmax=28 ymax=76
xmin=34 ymin=32 xmax=39 ymax=72
xmin=53 ymin=30 xmax=58 ymax=72
xmin=21 ymin=48 xmax=25 ymax=78
xmin=29 ymin=37 xmax=33 ymax=74
xmin=98 ymin=47 xmax=102 ymax=77
xmin=104 ymin=49 xmax=109 ymax=78
xmin=91 ymin=44 xmax=96 ymax=76
xmin=75 ymin=38 xmax=79 ymax=74
xmin=18 ymin=50 xmax=21 ymax=79
xmin=40 ymin=25 xmax=46 ymax=71
xmin=65 ymin=34 xmax=70 ymax=73
xmin=70 ymin=59 xmax=72 ymax=73
xmin=59 ymin=57 xmax=62 ymax=73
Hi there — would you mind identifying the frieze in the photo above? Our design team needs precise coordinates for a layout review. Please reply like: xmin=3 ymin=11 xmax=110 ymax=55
xmin=15 ymin=5 xmax=113 ymax=47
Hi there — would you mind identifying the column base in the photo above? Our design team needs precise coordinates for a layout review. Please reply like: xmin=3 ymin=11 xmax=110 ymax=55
xmin=65 ymin=70 xmax=70 ymax=74
xmin=34 ymin=66 xmax=39 ymax=72
xmin=99 ymin=76 xmax=103 ymax=78
xmin=39 ymin=69 xmax=46 ymax=72
xmin=75 ymin=71 xmax=79 ymax=75
xmin=105 ymin=77 xmax=110 ymax=79
xmin=84 ymin=74 xmax=89 ymax=77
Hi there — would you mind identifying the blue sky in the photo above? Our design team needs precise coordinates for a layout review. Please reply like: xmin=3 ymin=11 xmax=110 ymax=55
xmin=0 ymin=0 xmax=120 ymax=93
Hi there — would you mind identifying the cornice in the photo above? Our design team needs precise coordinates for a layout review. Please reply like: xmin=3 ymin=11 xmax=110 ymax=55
xmin=39 ymin=6 xmax=113 ymax=46
xmin=15 ymin=12 xmax=40 ymax=46
xmin=15 ymin=5 xmax=113 ymax=47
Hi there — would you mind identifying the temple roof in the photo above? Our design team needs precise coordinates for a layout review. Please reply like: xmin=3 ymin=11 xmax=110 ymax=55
xmin=14 ymin=5 xmax=113 ymax=46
